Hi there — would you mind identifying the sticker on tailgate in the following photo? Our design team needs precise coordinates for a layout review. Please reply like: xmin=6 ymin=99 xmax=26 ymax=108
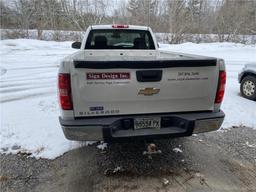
xmin=168 ymin=71 xmax=209 ymax=82
xmin=86 ymin=72 xmax=130 ymax=80
xmin=89 ymin=106 xmax=104 ymax=111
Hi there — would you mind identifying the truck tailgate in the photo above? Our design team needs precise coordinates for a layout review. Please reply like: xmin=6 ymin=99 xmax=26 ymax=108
xmin=70 ymin=54 xmax=219 ymax=117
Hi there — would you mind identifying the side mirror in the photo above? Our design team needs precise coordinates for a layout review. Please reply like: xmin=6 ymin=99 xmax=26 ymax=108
xmin=72 ymin=42 xmax=81 ymax=49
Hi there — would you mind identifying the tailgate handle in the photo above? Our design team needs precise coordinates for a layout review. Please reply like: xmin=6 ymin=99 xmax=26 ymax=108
xmin=136 ymin=70 xmax=162 ymax=82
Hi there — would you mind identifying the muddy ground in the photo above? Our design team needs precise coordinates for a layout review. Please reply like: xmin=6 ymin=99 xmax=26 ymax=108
xmin=1 ymin=127 xmax=256 ymax=192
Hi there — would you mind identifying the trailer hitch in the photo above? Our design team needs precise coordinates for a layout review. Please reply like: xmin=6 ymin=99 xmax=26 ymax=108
xmin=143 ymin=143 xmax=162 ymax=158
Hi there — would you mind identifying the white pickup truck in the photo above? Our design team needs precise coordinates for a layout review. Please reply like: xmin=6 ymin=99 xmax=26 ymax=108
xmin=58 ymin=25 xmax=226 ymax=142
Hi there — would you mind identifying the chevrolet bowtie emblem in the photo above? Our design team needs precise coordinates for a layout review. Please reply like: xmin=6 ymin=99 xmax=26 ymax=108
xmin=138 ymin=87 xmax=160 ymax=96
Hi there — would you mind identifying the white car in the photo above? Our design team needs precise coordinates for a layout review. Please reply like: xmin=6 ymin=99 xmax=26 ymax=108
xmin=58 ymin=25 xmax=226 ymax=142
xmin=238 ymin=64 xmax=256 ymax=100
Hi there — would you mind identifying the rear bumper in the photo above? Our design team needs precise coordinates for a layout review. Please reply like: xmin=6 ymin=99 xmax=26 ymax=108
xmin=59 ymin=110 xmax=225 ymax=142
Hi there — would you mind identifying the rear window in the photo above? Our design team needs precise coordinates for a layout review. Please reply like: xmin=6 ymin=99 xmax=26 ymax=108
xmin=85 ymin=29 xmax=155 ymax=50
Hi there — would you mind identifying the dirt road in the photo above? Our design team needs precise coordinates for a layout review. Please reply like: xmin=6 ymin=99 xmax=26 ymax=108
xmin=1 ymin=127 xmax=256 ymax=192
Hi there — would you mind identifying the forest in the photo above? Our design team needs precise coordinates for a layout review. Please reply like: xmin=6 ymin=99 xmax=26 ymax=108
xmin=1 ymin=0 xmax=256 ymax=43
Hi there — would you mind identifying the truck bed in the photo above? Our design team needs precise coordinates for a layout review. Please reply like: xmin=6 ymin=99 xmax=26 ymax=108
xmin=65 ymin=50 xmax=220 ymax=118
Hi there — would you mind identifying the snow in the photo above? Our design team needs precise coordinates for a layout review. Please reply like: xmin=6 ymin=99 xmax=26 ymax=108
xmin=2 ymin=29 xmax=256 ymax=44
xmin=245 ymin=141 xmax=256 ymax=148
xmin=96 ymin=142 xmax=108 ymax=150
xmin=0 ymin=39 xmax=83 ymax=159
xmin=173 ymin=147 xmax=183 ymax=153
xmin=0 ymin=39 xmax=256 ymax=159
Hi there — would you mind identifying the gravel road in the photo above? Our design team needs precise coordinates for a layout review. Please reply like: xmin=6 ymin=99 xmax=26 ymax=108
xmin=1 ymin=127 xmax=256 ymax=192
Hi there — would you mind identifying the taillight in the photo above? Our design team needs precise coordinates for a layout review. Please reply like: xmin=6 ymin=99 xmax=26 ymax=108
xmin=215 ymin=71 xmax=226 ymax=103
xmin=58 ymin=73 xmax=73 ymax=110
xmin=112 ymin=24 xmax=129 ymax=28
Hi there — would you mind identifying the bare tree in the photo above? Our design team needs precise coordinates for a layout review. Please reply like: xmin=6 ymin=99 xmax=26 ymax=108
xmin=1 ymin=0 xmax=255 ymax=42
xmin=168 ymin=0 xmax=190 ymax=43
xmin=112 ymin=0 xmax=129 ymax=24
xmin=13 ymin=0 xmax=36 ymax=37
xmin=61 ymin=0 xmax=109 ymax=31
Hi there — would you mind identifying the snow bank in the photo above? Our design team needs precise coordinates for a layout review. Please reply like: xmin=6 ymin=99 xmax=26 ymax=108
xmin=2 ymin=29 xmax=256 ymax=44
xmin=0 ymin=39 xmax=255 ymax=159
xmin=0 ymin=39 xmax=79 ymax=159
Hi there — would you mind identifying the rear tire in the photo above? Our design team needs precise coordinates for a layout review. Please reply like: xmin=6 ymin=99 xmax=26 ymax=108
xmin=240 ymin=75 xmax=256 ymax=100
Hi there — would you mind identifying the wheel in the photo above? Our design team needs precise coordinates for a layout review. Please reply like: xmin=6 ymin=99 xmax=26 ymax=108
xmin=240 ymin=75 xmax=256 ymax=100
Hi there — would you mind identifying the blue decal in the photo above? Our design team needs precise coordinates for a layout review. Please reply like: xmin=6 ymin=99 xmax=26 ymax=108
xmin=89 ymin=106 xmax=104 ymax=111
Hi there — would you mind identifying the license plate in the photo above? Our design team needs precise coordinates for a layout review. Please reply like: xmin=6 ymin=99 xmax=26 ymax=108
xmin=134 ymin=117 xmax=161 ymax=130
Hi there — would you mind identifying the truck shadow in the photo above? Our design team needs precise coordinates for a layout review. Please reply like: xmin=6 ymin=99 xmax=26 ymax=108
xmin=90 ymin=138 xmax=205 ymax=191
xmin=32 ymin=128 xmax=256 ymax=192
xmin=95 ymin=138 xmax=191 ymax=176
xmin=50 ymin=137 xmax=200 ymax=192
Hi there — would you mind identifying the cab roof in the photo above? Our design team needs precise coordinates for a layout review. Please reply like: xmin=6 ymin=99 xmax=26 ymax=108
xmin=90 ymin=25 xmax=149 ymax=31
